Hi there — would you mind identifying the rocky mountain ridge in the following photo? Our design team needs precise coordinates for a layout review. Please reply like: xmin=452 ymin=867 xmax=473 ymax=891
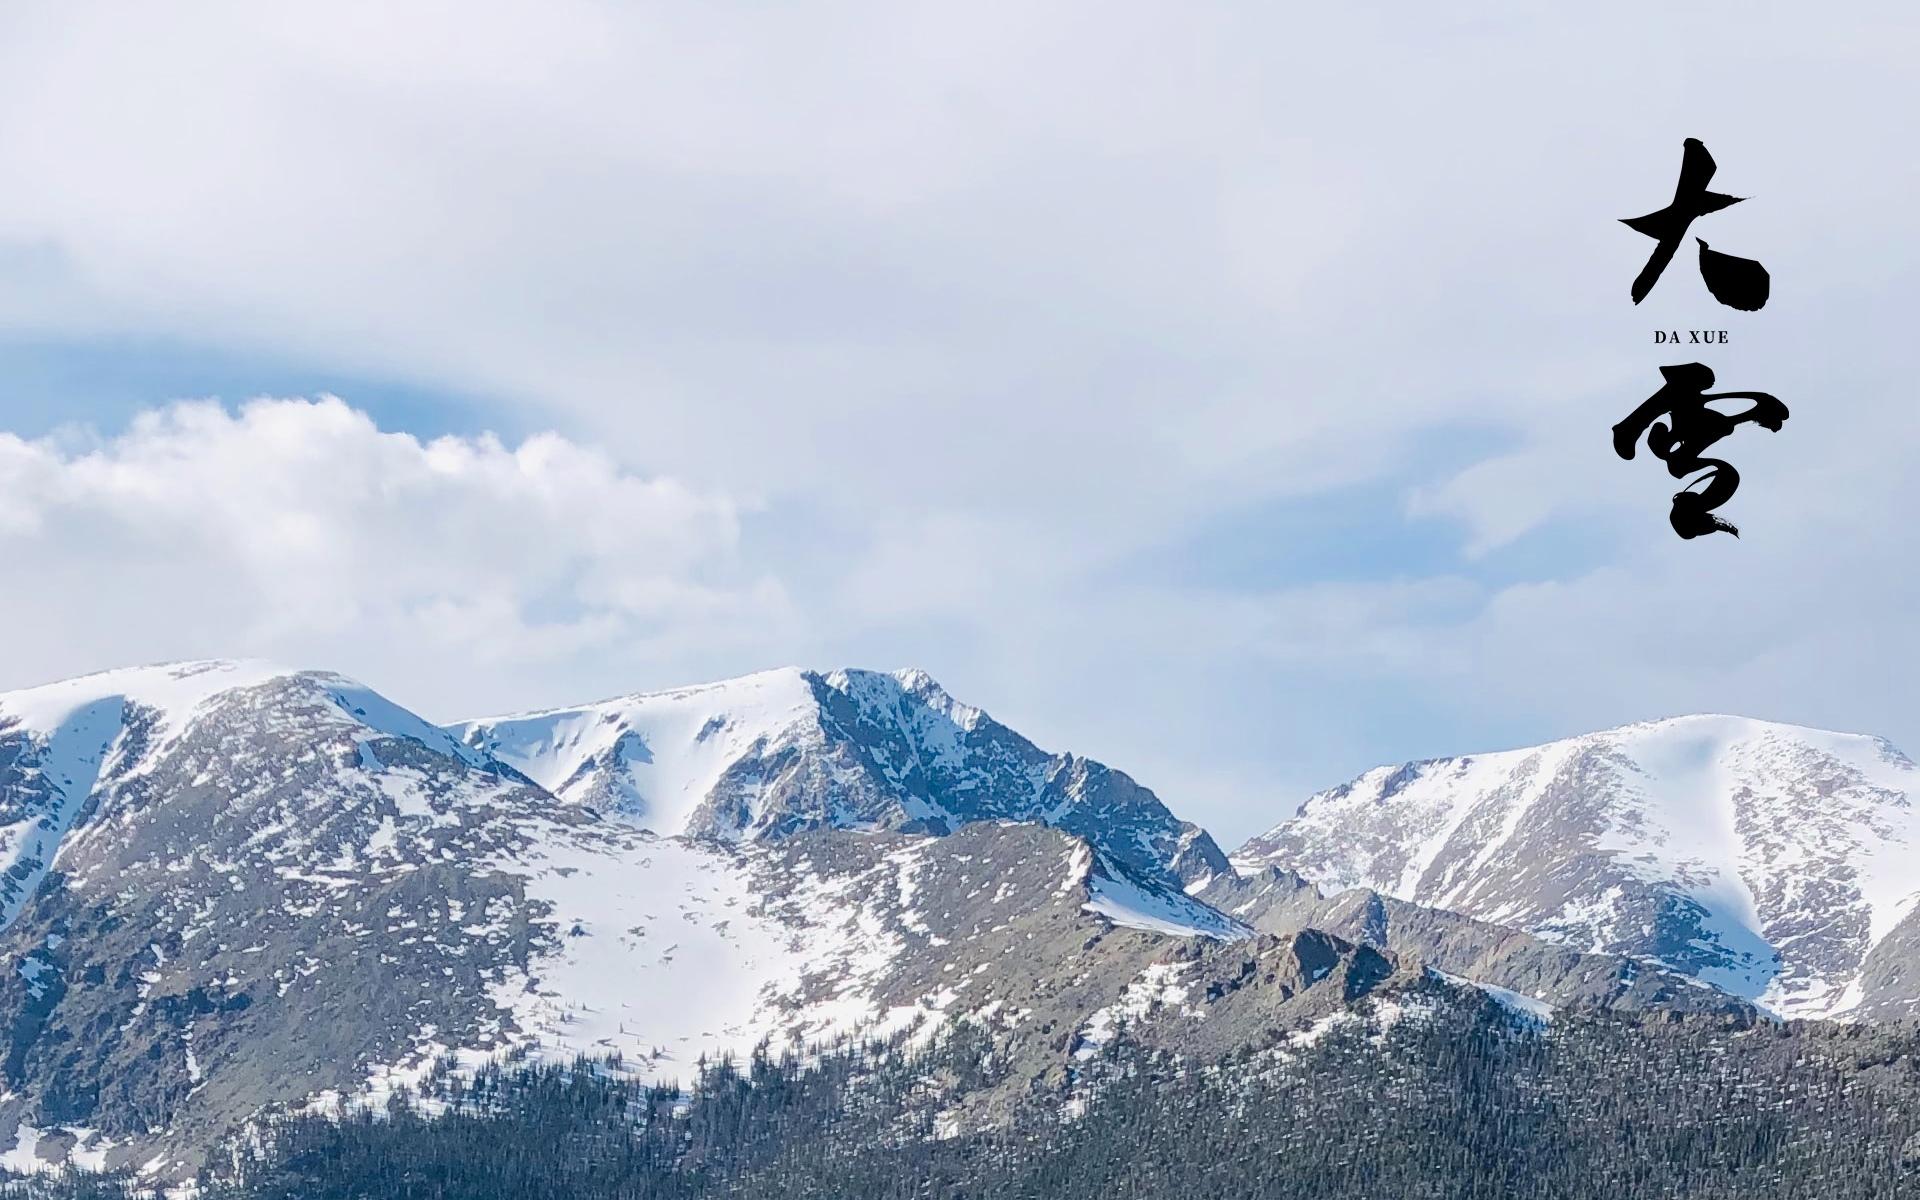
xmin=1235 ymin=714 xmax=1920 ymax=1020
xmin=451 ymin=666 xmax=1230 ymax=889
xmin=0 ymin=663 xmax=1908 ymax=1179
xmin=0 ymin=661 xmax=1243 ymax=1177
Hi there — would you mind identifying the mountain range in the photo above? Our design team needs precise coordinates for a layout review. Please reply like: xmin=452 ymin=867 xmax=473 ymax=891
xmin=1235 ymin=715 xmax=1920 ymax=1020
xmin=0 ymin=660 xmax=1912 ymax=1180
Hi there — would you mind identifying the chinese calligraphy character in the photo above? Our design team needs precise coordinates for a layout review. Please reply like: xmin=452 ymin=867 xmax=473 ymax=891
xmin=1621 ymin=138 xmax=1770 ymax=311
xmin=1612 ymin=362 xmax=1787 ymax=539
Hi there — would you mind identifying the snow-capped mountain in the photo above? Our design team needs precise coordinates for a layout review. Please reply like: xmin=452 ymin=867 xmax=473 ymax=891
xmin=0 ymin=661 xmax=619 ymax=1171
xmin=1195 ymin=864 xmax=1734 ymax=1014
xmin=0 ymin=660 xmax=486 ymax=925
xmin=451 ymin=666 xmax=1230 ymax=890
xmin=0 ymin=661 xmax=1239 ymax=1176
xmin=1 ymin=663 xmax=1909 ymax=1178
xmin=1235 ymin=715 xmax=1920 ymax=1020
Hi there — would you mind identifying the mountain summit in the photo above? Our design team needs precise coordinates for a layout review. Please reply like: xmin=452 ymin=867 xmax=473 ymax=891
xmin=1235 ymin=714 xmax=1920 ymax=1019
xmin=452 ymin=666 xmax=1230 ymax=889
xmin=1 ymin=664 xmax=1913 ymax=1178
xmin=0 ymin=660 xmax=1247 ymax=1175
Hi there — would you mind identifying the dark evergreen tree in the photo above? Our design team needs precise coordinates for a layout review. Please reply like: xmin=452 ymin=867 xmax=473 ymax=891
xmin=15 ymin=1007 xmax=1920 ymax=1199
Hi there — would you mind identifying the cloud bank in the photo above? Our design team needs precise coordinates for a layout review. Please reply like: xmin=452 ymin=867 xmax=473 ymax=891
xmin=0 ymin=398 xmax=792 ymax=715
xmin=2 ymin=3 xmax=1918 ymax=837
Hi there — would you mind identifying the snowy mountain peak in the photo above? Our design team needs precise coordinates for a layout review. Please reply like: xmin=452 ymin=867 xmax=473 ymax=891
xmin=0 ymin=660 xmax=307 ymax=868
xmin=453 ymin=666 xmax=1228 ymax=887
xmin=0 ymin=661 xmax=1239 ymax=1174
xmin=446 ymin=666 xmax=823 ymax=835
xmin=0 ymin=662 xmax=505 ymax=936
xmin=1237 ymin=713 xmax=1920 ymax=1019
xmin=1566 ymin=712 xmax=1909 ymax=767
xmin=822 ymin=666 xmax=987 ymax=733
xmin=0 ymin=659 xmax=292 ymax=737
xmin=7 ymin=661 xmax=1920 ymax=1177
xmin=1 ymin=659 xmax=488 ymax=775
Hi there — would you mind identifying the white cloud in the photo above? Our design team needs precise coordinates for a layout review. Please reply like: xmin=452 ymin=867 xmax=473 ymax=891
xmin=0 ymin=398 xmax=796 ymax=716
xmin=11 ymin=2 xmax=1884 ymax=510
xmin=1 ymin=4 xmax=1918 ymax=836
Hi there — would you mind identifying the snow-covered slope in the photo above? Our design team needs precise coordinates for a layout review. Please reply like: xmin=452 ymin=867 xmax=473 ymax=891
xmin=1235 ymin=715 xmax=1920 ymax=1019
xmin=0 ymin=661 xmax=1246 ymax=1177
xmin=453 ymin=668 xmax=821 ymax=834
xmin=452 ymin=667 xmax=1229 ymax=889
xmin=0 ymin=660 xmax=485 ymax=925
xmin=7 ymin=661 xmax=1917 ymax=1177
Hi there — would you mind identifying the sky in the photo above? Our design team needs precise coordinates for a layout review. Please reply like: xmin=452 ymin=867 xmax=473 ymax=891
xmin=1 ymin=2 xmax=1916 ymax=844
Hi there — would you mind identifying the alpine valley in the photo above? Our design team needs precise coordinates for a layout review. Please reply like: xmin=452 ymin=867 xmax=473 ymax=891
xmin=2 ymin=661 xmax=1919 ymax=1196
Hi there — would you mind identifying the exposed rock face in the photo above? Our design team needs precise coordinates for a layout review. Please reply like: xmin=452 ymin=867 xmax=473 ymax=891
xmin=0 ymin=663 xmax=1243 ymax=1174
xmin=452 ymin=666 xmax=1230 ymax=889
xmin=1197 ymin=866 xmax=1741 ymax=1014
xmin=0 ymin=664 xmax=1906 ymax=1178
xmin=1235 ymin=715 xmax=1920 ymax=1019
xmin=0 ymin=667 xmax=588 ymax=1173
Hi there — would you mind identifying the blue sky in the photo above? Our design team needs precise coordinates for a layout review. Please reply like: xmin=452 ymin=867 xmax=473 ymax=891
xmin=2 ymin=3 xmax=1917 ymax=843
xmin=0 ymin=334 xmax=511 ymax=442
